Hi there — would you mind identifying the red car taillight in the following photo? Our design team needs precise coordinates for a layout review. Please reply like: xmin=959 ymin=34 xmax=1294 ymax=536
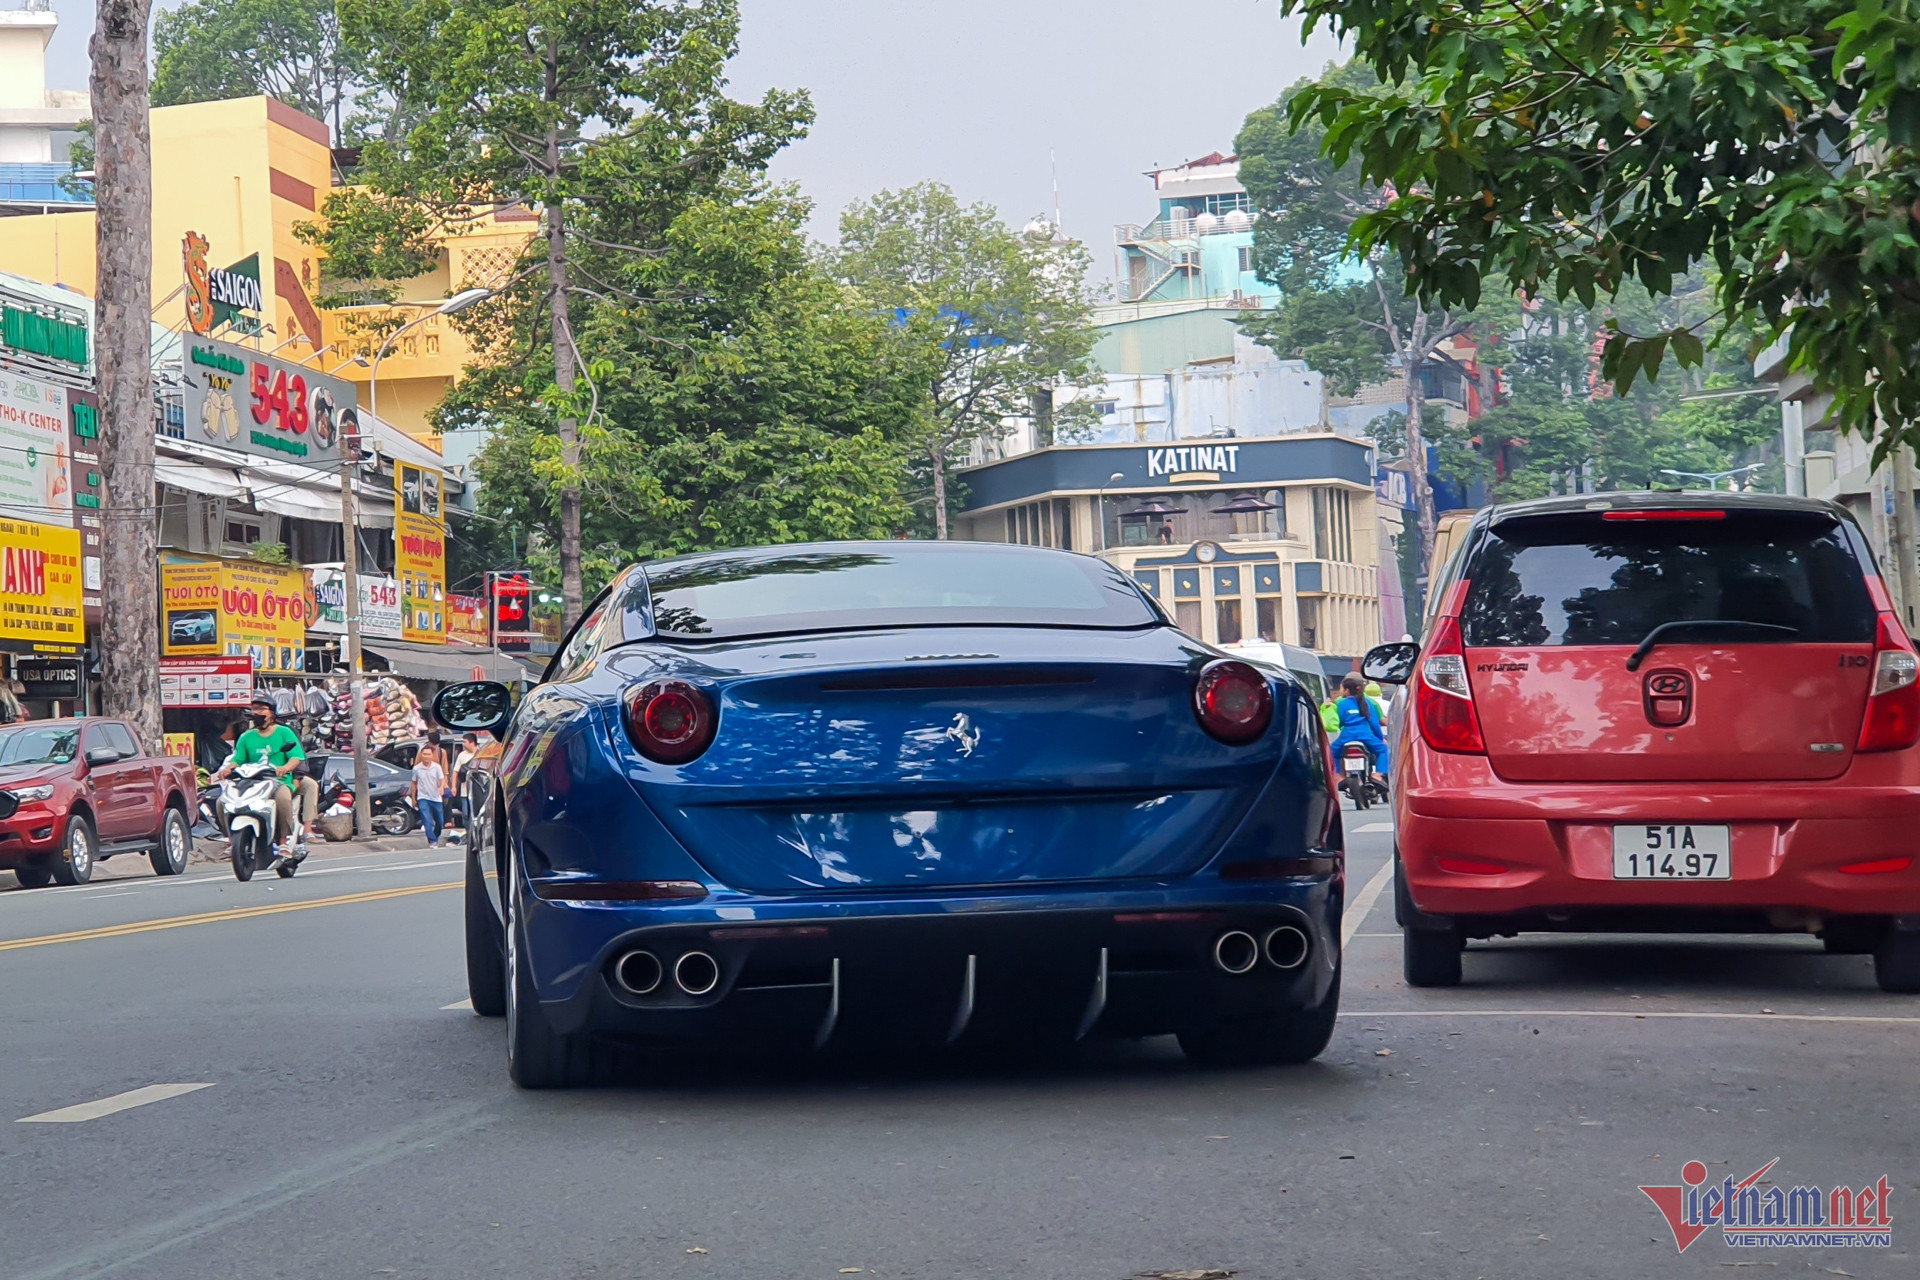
xmin=1858 ymin=613 xmax=1920 ymax=753
xmin=1415 ymin=615 xmax=1486 ymax=755
xmin=1193 ymin=659 xmax=1273 ymax=745
xmin=624 ymin=680 xmax=717 ymax=763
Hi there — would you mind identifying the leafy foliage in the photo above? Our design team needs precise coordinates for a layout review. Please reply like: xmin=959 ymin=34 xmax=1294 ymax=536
xmin=832 ymin=184 xmax=1098 ymax=538
xmin=1274 ymin=0 xmax=1920 ymax=457
xmin=152 ymin=0 xmax=376 ymax=145
xmin=443 ymin=194 xmax=920 ymax=592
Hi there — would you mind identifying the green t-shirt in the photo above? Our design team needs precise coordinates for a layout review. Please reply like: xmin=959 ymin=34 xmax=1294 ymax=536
xmin=231 ymin=724 xmax=304 ymax=791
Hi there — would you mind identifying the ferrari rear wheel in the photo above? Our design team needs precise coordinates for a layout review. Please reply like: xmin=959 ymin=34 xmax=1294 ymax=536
xmin=466 ymin=854 xmax=506 ymax=1017
xmin=506 ymin=895 xmax=597 ymax=1088
xmin=1403 ymin=925 xmax=1463 ymax=987
xmin=1177 ymin=971 xmax=1341 ymax=1067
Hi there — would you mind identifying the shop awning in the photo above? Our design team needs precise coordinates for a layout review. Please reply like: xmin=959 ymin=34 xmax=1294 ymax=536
xmin=155 ymin=459 xmax=247 ymax=500
xmin=361 ymin=640 xmax=537 ymax=684
xmin=248 ymin=480 xmax=341 ymax=522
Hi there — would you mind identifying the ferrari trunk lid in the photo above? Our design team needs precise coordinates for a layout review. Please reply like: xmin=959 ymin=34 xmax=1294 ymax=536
xmin=606 ymin=629 xmax=1287 ymax=892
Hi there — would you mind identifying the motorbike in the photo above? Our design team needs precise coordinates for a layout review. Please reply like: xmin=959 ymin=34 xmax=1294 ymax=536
xmin=320 ymin=780 xmax=420 ymax=836
xmin=217 ymin=761 xmax=305 ymax=881
xmin=1338 ymin=743 xmax=1389 ymax=810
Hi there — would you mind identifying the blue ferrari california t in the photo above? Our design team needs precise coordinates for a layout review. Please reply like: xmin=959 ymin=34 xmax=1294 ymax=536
xmin=436 ymin=541 xmax=1345 ymax=1087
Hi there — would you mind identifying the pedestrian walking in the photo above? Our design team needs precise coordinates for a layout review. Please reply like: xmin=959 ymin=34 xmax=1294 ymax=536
xmin=411 ymin=749 xmax=446 ymax=847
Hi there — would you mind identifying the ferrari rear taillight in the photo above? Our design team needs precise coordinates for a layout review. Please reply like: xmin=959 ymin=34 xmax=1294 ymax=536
xmin=1857 ymin=613 xmax=1920 ymax=753
xmin=624 ymin=680 xmax=717 ymax=764
xmin=1416 ymin=615 xmax=1486 ymax=755
xmin=1193 ymin=659 xmax=1273 ymax=745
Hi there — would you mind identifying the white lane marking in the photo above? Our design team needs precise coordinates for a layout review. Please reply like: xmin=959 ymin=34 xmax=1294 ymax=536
xmin=18 ymin=1082 xmax=215 ymax=1124
xmin=3 ymin=856 xmax=461 ymax=900
xmin=1353 ymin=821 xmax=1394 ymax=833
xmin=1337 ymin=1010 xmax=1920 ymax=1024
xmin=1352 ymin=932 xmax=1401 ymax=938
xmin=1342 ymin=861 xmax=1394 ymax=949
xmin=442 ymin=999 xmax=474 ymax=1012
xmin=84 ymin=891 xmax=140 ymax=900
xmin=301 ymin=858 xmax=461 ymax=878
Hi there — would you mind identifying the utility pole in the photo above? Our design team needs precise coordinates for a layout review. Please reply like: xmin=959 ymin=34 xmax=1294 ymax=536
xmin=338 ymin=443 xmax=372 ymax=838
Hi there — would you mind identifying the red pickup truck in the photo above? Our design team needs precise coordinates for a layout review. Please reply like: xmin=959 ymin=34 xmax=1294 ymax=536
xmin=0 ymin=719 xmax=198 ymax=888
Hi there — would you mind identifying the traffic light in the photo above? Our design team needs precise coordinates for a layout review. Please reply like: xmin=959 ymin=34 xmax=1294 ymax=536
xmin=490 ymin=572 xmax=532 ymax=650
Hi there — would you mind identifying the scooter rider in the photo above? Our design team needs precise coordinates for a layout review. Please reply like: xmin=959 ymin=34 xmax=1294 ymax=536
xmin=1329 ymin=672 xmax=1390 ymax=790
xmin=215 ymin=696 xmax=319 ymax=863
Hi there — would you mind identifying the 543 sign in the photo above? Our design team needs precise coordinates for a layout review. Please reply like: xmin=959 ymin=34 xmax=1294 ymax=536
xmin=183 ymin=336 xmax=354 ymax=465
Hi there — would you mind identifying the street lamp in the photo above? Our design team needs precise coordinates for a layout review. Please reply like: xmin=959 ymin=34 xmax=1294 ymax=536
xmin=1659 ymin=464 xmax=1762 ymax=492
xmin=1096 ymin=471 xmax=1126 ymax=552
xmin=368 ymin=288 xmax=494 ymax=430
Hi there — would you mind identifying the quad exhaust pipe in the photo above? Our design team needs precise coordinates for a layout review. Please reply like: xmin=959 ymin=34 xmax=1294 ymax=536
xmin=673 ymin=950 xmax=721 ymax=997
xmin=1212 ymin=925 xmax=1312 ymax=974
xmin=613 ymin=949 xmax=663 ymax=997
xmin=1262 ymin=925 xmax=1310 ymax=970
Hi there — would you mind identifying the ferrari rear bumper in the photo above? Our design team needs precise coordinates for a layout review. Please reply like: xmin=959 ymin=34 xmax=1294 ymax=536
xmin=520 ymin=877 xmax=1342 ymax=1045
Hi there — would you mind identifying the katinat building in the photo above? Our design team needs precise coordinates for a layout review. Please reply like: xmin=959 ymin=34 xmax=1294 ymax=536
xmin=956 ymin=152 xmax=1409 ymax=676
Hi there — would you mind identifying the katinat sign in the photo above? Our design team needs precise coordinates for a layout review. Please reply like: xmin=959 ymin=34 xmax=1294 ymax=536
xmin=1147 ymin=444 xmax=1241 ymax=478
xmin=181 ymin=336 xmax=355 ymax=465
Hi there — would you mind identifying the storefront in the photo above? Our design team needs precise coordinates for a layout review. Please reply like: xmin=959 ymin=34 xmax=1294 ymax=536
xmin=954 ymin=434 xmax=1386 ymax=668
xmin=0 ymin=515 xmax=87 ymax=717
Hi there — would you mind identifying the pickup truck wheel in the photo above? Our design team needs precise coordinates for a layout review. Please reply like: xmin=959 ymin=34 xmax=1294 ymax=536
xmin=12 ymin=862 xmax=52 ymax=889
xmin=51 ymin=816 xmax=95 ymax=886
xmin=149 ymin=808 xmax=191 ymax=877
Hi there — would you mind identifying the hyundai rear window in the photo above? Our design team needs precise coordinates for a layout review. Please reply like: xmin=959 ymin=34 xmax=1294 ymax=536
xmin=638 ymin=544 xmax=1158 ymax=640
xmin=1459 ymin=513 xmax=1877 ymax=646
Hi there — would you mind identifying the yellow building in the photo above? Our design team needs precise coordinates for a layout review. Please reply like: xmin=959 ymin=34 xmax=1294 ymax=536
xmin=0 ymin=95 xmax=532 ymax=447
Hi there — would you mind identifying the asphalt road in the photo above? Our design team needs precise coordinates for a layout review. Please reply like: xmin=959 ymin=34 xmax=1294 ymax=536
xmin=2 ymin=817 xmax=1916 ymax=1279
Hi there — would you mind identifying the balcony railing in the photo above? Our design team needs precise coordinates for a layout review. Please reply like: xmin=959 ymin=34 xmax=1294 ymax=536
xmin=0 ymin=164 xmax=91 ymax=206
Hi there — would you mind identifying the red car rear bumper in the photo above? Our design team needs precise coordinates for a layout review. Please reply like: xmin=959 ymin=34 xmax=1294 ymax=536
xmin=1396 ymin=749 xmax=1920 ymax=921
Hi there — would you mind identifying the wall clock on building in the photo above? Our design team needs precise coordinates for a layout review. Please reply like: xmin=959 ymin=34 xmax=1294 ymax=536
xmin=1196 ymin=541 xmax=1219 ymax=564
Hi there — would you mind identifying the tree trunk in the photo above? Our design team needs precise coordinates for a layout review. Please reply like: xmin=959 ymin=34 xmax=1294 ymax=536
xmin=92 ymin=0 xmax=159 ymax=748
xmin=931 ymin=441 xmax=948 ymax=540
xmin=546 ymin=122 xmax=582 ymax=627
xmin=1401 ymin=314 xmax=1437 ymax=579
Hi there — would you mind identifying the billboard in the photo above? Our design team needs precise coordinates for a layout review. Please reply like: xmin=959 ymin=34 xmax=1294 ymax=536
xmin=305 ymin=564 xmax=402 ymax=639
xmin=447 ymin=593 xmax=488 ymax=646
xmin=395 ymin=461 xmax=445 ymax=643
xmin=180 ymin=335 xmax=355 ymax=466
xmin=161 ymin=554 xmax=308 ymax=675
xmin=0 ymin=516 xmax=84 ymax=653
xmin=0 ymin=371 xmax=72 ymax=524
xmin=160 ymin=655 xmax=254 ymax=708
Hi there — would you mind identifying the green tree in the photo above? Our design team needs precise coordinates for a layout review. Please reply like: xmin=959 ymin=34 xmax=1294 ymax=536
xmin=832 ymin=184 xmax=1098 ymax=539
xmin=444 ymin=193 xmax=920 ymax=583
xmin=1274 ymin=0 xmax=1920 ymax=458
xmin=315 ymin=0 xmax=810 ymax=624
xmin=152 ymin=0 xmax=371 ymax=145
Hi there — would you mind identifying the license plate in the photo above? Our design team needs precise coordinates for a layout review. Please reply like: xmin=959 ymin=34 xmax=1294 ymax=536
xmin=1611 ymin=825 xmax=1731 ymax=879
xmin=1343 ymin=756 xmax=1369 ymax=773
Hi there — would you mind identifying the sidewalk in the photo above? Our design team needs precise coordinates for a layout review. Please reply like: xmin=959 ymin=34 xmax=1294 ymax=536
xmin=184 ymin=829 xmax=463 ymax=867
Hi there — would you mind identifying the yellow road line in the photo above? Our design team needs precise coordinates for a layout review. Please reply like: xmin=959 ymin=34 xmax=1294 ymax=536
xmin=0 ymin=882 xmax=457 ymax=953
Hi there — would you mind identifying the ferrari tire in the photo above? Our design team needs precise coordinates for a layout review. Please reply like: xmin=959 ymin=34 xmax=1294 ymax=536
xmin=1392 ymin=854 xmax=1408 ymax=928
xmin=150 ymin=808 xmax=191 ymax=877
xmin=11 ymin=862 xmax=52 ymax=889
xmin=505 ymin=896 xmax=595 ymax=1088
xmin=1874 ymin=926 xmax=1920 ymax=993
xmin=466 ymin=854 xmax=507 ymax=1017
xmin=1403 ymin=925 xmax=1463 ymax=988
xmin=1178 ymin=971 xmax=1341 ymax=1068
xmin=51 ymin=815 xmax=96 ymax=886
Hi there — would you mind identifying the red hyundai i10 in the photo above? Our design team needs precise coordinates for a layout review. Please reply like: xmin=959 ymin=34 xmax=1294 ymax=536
xmin=1363 ymin=492 xmax=1920 ymax=992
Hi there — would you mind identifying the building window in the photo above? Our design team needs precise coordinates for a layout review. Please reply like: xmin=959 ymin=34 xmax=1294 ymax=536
xmin=1174 ymin=599 xmax=1202 ymax=637
xmin=1298 ymin=598 xmax=1321 ymax=650
xmin=1089 ymin=399 xmax=1118 ymax=418
xmin=1003 ymin=499 xmax=1072 ymax=550
xmin=1216 ymin=598 xmax=1243 ymax=645
xmin=225 ymin=519 xmax=263 ymax=547
xmin=1256 ymin=597 xmax=1279 ymax=642
xmin=1238 ymin=246 xmax=1255 ymax=273
xmin=1310 ymin=488 xmax=1353 ymax=562
xmin=1203 ymin=193 xmax=1252 ymax=216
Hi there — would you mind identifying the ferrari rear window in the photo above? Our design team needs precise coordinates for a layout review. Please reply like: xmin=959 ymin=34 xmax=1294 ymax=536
xmin=638 ymin=544 xmax=1158 ymax=640
xmin=1460 ymin=512 xmax=1877 ymax=646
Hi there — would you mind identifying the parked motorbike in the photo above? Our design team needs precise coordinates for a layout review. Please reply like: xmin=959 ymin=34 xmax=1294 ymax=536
xmin=1338 ymin=744 xmax=1389 ymax=810
xmin=217 ymin=762 xmax=305 ymax=881
xmin=320 ymin=780 xmax=420 ymax=836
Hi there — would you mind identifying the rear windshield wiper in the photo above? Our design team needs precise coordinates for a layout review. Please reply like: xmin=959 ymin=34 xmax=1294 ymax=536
xmin=1625 ymin=620 xmax=1799 ymax=671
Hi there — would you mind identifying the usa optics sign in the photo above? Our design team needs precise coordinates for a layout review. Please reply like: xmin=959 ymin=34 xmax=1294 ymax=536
xmin=181 ymin=336 xmax=354 ymax=465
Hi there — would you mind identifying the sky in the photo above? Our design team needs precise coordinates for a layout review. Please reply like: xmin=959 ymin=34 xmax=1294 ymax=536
xmin=36 ymin=0 xmax=1343 ymax=281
